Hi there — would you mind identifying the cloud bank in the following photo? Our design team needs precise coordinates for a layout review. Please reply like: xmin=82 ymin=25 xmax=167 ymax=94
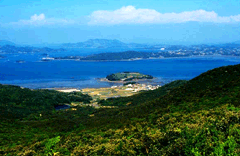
xmin=4 ymin=7 xmax=240 ymax=27
xmin=88 ymin=6 xmax=240 ymax=25
xmin=9 ymin=13 xmax=74 ymax=26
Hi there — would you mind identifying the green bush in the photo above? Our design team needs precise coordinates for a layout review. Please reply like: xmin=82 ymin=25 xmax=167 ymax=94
xmin=44 ymin=136 xmax=60 ymax=156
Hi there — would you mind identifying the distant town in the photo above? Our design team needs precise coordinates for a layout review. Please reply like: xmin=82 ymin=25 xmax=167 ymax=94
xmin=52 ymin=43 xmax=240 ymax=61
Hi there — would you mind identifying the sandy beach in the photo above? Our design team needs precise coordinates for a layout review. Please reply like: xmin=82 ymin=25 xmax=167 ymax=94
xmin=55 ymin=88 xmax=81 ymax=93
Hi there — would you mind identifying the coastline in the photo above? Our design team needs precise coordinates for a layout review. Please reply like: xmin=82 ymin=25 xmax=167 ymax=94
xmin=98 ymin=77 xmax=157 ymax=83
xmin=52 ymin=82 xmax=161 ymax=101
xmin=53 ymin=88 xmax=81 ymax=93
xmin=50 ymin=55 xmax=240 ymax=62
xmin=44 ymin=78 xmax=159 ymax=93
xmin=1 ymin=55 xmax=239 ymax=90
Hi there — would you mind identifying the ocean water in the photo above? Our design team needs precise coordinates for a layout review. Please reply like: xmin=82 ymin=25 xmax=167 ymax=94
xmin=0 ymin=52 xmax=240 ymax=89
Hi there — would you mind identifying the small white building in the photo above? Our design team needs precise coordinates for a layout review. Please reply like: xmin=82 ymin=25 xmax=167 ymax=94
xmin=127 ymin=84 xmax=133 ymax=87
xmin=126 ymin=88 xmax=134 ymax=91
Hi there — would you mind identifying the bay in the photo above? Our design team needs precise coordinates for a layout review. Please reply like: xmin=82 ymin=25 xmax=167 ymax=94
xmin=0 ymin=52 xmax=239 ymax=89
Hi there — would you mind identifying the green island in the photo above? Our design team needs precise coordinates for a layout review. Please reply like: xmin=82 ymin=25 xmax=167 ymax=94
xmin=1 ymin=64 xmax=240 ymax=155
xmin=105 ymin=72 xmax=153 ymax=81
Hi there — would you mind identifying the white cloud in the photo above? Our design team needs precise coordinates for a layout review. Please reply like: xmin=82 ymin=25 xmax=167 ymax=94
xmin=9 ymin=13 xmax=74 ymax=26
xmin=30 ymin=14 xmax=45 ymax=21
xmin=88 ymin=6 xmax=240 ymax=25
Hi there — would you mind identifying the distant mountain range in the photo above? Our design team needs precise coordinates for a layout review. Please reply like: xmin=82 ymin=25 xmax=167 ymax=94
xmin=0 ymin=45 xmax=66 ymax=54
xmin=0 ymin=39 xmax=157 ymax=49
xmin=232 ymin=40 xmax=240 ymax=45
xmin=0 ymin=40 xmax=16 ymax=46
xmin=59 ymin=39 xmax=155 ymax=49
xmin=1 ymin=39 xmax=240 ymax=51
xmin=62 ymin=39 xmax=128 ymax=48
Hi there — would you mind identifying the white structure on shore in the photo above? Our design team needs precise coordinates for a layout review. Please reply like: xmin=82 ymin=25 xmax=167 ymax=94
xmin=124 ymin=83 xmax=161 ymax=92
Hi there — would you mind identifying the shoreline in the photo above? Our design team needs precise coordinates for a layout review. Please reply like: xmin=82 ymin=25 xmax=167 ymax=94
xmin=98 ymin=77 xmax=157 ymax=83
xmin=51 ymin=88 xmax=81 ymax=93
xmin=50 ymin=55 xmax=240 ymax=62
xmin=1 ymin=56 xmax=239 ymax=90
xmin=45 ymin=79 xmax=160 ymax=93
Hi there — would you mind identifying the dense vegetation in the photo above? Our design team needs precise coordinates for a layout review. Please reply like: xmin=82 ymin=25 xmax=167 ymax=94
xmin=106 ymin=72 xmax=153 ymax=81
xmin=54 ymin=51 xmax=191 ymax=61
xmin=1 ymin=64 xmax=240 ymax=155
xmin=0 ymin=85 xmax=92 ymax=119
xmin=123 ymin=81 xmax=138 ymax=86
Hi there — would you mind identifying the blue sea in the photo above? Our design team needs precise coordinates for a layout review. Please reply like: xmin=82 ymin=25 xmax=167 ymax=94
xmin=0 ymin=51 xmax=240 ymax=89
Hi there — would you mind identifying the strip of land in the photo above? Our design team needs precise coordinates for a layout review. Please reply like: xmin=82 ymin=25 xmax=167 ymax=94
xmin=55 ymin=83 xmax=160 ymax=108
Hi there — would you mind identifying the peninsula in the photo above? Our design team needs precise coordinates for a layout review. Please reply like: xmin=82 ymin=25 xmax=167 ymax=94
xmin=49 ymin=42 xmax=240 ymax=62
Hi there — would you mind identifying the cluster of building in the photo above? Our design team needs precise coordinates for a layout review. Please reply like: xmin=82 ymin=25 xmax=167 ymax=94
xmin=162 ymin=45 xmax=240 ymax=57
xmin=111 ymin=83 xmax=161 ymax=92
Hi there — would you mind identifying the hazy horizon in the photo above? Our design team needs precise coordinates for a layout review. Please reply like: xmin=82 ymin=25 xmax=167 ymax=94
xmin=1 ymin=37 xmax=240 ymax=47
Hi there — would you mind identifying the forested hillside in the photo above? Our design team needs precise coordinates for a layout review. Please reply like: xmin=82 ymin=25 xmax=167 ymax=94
xmin=1 ymin=64 xmax=240 ymax=155
xmin=0 ymin=85 xmax=92 ymax=119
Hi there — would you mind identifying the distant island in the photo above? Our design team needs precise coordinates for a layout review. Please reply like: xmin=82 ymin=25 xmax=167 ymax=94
xmin=101 ymin=72 xmax=153 ymax=82
xmin=51 ymin=44 xmax=240 ymax=62
xmin=52 ymin=51 xmax=181 ymax=61
xmin=1 ymin=39 xmax=240 ymax=60
xmin=0 ymin=45 xmax=66 ymax=54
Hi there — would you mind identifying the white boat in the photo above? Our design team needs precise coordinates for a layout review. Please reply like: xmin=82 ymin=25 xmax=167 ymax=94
xmin=41 ymin=57 xmax=55 ymax=61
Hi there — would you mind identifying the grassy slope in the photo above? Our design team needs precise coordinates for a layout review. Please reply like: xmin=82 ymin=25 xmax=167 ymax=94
xmin=99 ymin=80 xmax=187 ymax=107
xmin=70 ymin=64 xmax=240 ymax=155
xmin=1 ymin=64 xmax=240 ymax=155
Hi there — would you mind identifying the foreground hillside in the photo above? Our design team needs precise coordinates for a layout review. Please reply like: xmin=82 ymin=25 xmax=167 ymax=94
xmin=1 ymin=64 xmax=240 ymax=155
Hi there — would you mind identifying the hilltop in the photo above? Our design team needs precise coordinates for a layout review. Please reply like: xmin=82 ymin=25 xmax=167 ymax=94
xmin=61 ymin=39 xmax=129 ymax=49
xmin=58 ymin=39 xmax=153 ymax=49
xmin=0 ymin=64 xmax=240 ymax=155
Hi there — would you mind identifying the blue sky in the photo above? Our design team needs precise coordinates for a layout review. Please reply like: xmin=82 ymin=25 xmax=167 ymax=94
xmin=0 ymin=0 xmax=240 ymax=45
